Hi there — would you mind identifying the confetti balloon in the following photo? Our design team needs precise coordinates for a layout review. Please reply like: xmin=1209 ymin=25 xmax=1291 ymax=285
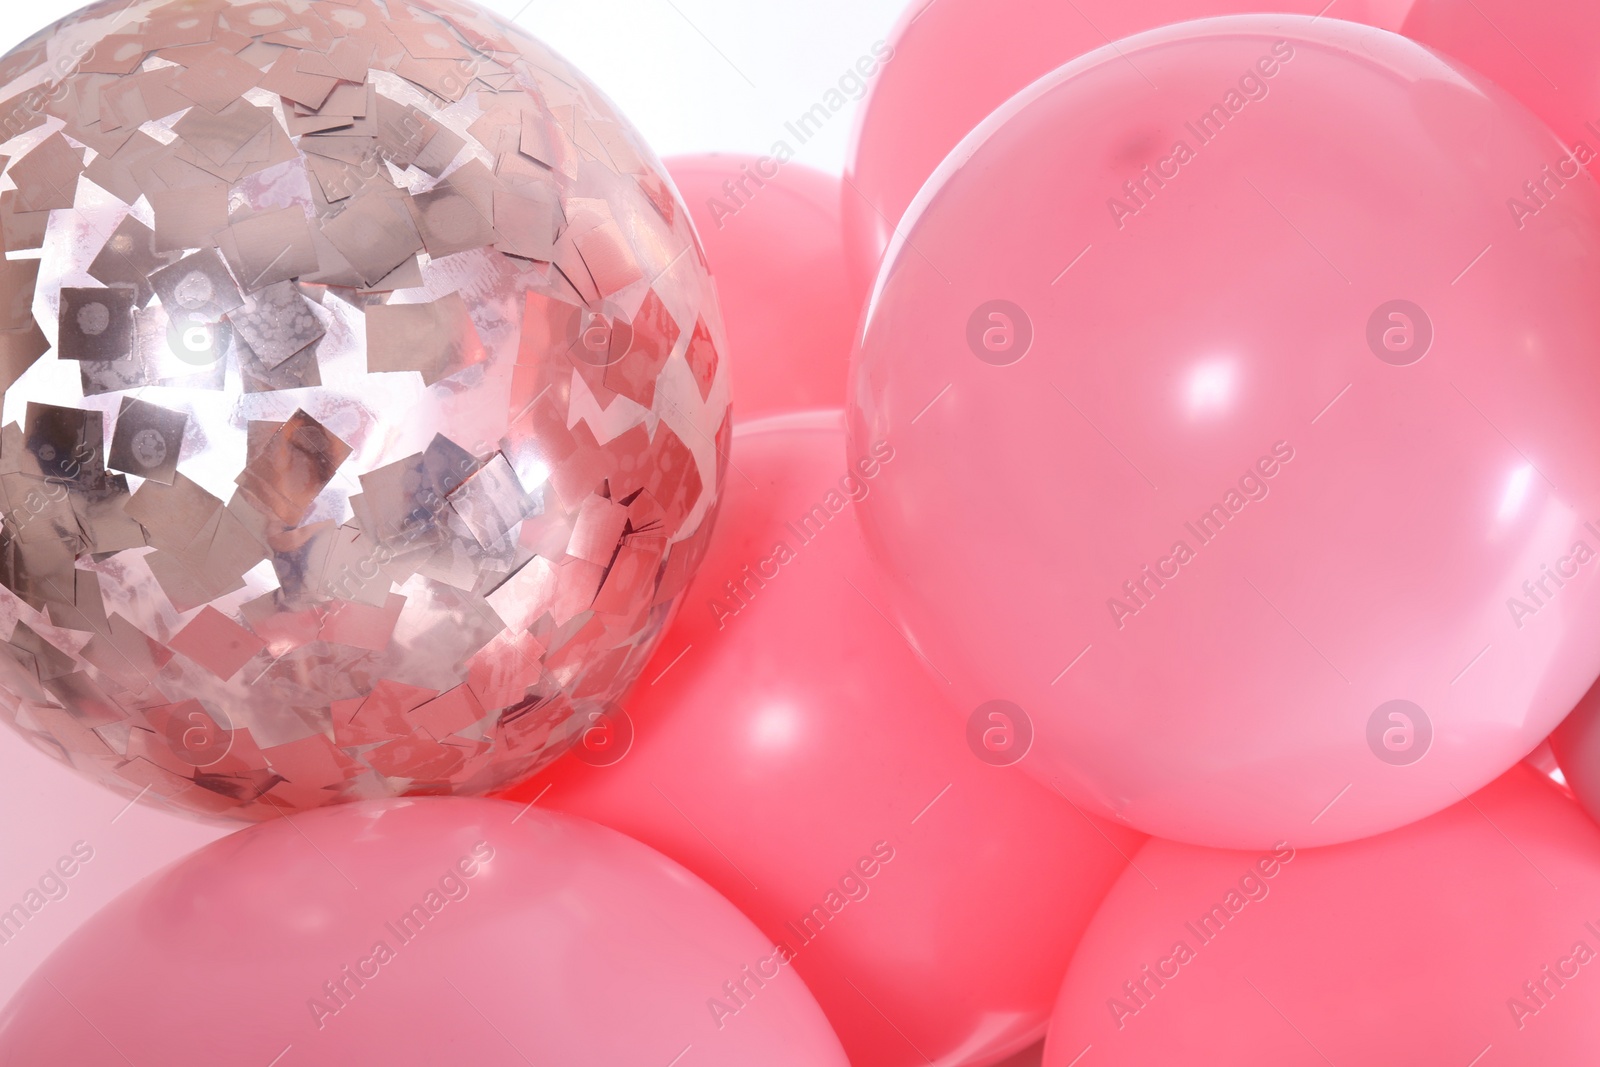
xmin=842 ymin=0 xmax=1415 ymax=289
xmin=0 ymin=798 xmax=849 ymax=1066
xmin=1404 ymin=0 xmax=1600 ymax=179
xmin=0 ymin=0 xmax=729 ymax=819
xmin=669 ymin=155 xmax=860 ymax=418
xmin=1042 ymin=766 xmax=1600 ymax=1066
xmin=847 ymin=15 xmax=1600 ymax=848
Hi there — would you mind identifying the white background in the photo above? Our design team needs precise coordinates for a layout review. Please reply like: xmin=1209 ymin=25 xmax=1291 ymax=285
xmin=0 ymin=0 xmax=911 ymax=1008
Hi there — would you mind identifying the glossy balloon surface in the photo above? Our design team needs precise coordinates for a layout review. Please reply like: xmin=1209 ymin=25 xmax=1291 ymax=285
xmin=848 ymin=15 xmax=1600 ymax=847
xmin=0 ymin=798 xmax=848 ymax=1066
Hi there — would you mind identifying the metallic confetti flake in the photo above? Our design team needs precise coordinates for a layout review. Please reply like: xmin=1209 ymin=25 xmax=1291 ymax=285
xmin=107 ymin=397 xmax=187 ymax=485
xmin=318 ymin=185 xmax=424 ymax=286
xmin=150 ymin=248 xmax=243 ymax=321
xmin=0 ymin=0 xmax=727 ymax=821
xmin=225 ymin=280 xmax=323 ymax=368
xmin=149 ymin=183 xmax=230 ymax=254
xmin=24 ymin=402 xmax=106 ymax=486
xmin=365 ymin=291 xmax=485 ymax=385
xmin=88 ymin=215 xmax=174 ymax=305
xmin=219 ymin=208 xmax=320 ymax=291
xmin=58 ymin=287 xmax=136 ymax=362
xmin=0 ymin=259 xmax=40 ymax=333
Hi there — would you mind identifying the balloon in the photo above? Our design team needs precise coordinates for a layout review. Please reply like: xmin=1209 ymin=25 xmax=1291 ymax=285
xmin=996 ymin=1043 xmax=1044 ymax=1067
xmin=1042 ymin=765 xmax=1600 ymax=1065
xmin=842 ymin=0 xmax=1415 ymax=287
xmin=0 ymin=0 xmax=730 ymax=819
xmin=1404 ymin=0 xmax=1600 ymax=179
xmin=669 ymin=156 xmax=860 ymax=418
xmin=0 ymin=798 xmax=848 ymax=1066
xmin=504 ymin=410 xmax=1138 ymax=1067
xmin=846 ymin=15 xmax=1600 ymax=848
xmin=1551 ymin=676 xmax=1600 ymax=826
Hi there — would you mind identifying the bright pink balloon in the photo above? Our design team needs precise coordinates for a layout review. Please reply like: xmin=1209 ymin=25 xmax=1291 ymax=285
xmin=0 ymin=799 xmax=847 ymax=1067
xmin=995 ymin=1043 xmax=1044 ymax=1067
xmin=1043 ymin=765 xmax=1600 ymax=1065
xmin=504 ymin=411 xmax=1139 ymax=1067
xmin=669 ymin=156 xmax=861 ymax=418
xmin=847 ymin=15 xmax=1600 ymax=848
xmin=843 ymin=0 xmax=1415 ymax=287
xmin=1405 ymin=0 xmax=1600 ymax=178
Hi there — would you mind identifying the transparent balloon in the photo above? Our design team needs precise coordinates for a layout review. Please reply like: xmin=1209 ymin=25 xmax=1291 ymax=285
xmin=0 ymin=0 xmax=730 ymax=819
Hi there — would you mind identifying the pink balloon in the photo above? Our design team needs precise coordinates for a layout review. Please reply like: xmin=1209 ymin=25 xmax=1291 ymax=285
xmin=996 ymin=1043 xmax=1045 ymax=1067
xmin=1043 ymin=765 xmax=1600 ymax=1065
xmin=0 ymin=799 xmax=847 ymax=1066
xmin=1405 ymin=0 xmax=1600 ymax=178
xmin=843 ymin=0 xmax=1415 ymax=287
xmin=847 ymin=15 xmax=1600 ymax=848
xmin=1551 ymin=676 xmax=1600 ymax=826
xmin=669 ymin=156 xmax=861 ymax=418
xmin=504 ymin=411 xmax=1138 ymax=1067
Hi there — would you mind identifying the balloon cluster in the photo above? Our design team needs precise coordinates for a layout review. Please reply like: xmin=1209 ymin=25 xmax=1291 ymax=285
xmin=5 ymin=0 xmax=1600 ymax=1065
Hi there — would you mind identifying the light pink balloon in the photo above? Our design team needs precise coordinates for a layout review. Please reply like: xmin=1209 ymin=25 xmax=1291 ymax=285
xmin=1043 ymin=765 xmax=1600 ymax=1065
xmin=1405 ymin=0 xmax=1600 ymax=177
xmin=668 ymin=156 xmax=861 ymax=419
xmin=843 ymin=0 xmax=1415 ymax=288
xmin=0 ymin=799 xmax=848 ymax=1067
xmin=504 ymin=411 xmax=1138 ymax=1067
xmin=847 ymin=15 xmax=1600 ymax=848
